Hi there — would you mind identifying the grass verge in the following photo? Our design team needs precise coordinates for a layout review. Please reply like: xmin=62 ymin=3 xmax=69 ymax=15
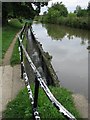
xmin=10 ymin=35 xmax=27 ymax=66
xmin=10 ymin=40 xmax=20 ymax=66
xmin=3 ymin=85 xmax=80 ymax=119
xmin=2 ymin=19 xmax=24 ymax=58
xmin=0 ymin=27 xmax=2 ymax=65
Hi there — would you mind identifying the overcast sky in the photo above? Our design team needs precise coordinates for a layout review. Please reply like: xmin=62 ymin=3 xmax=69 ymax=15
xmin=40 ymin=0 xmax=89 ymax=15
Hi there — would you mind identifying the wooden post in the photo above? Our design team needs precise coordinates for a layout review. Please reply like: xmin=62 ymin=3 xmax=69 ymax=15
xmin=33 ymin=77 xmax=39 ymax=120
xmin=33 ymin=77 xmax=39 ymax=108
xmin=18 ymin=37 xmax=23 ymax=79
xmin=20 ymin=45 xmax=23 ymax=79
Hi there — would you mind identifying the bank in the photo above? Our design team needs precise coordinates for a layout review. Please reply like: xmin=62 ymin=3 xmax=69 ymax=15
xmin=35 ymin=15 xmax=89 ymax=30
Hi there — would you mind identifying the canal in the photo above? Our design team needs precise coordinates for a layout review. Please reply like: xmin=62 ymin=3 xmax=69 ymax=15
xmin=32 ymin=23 xmax=89 ymax=99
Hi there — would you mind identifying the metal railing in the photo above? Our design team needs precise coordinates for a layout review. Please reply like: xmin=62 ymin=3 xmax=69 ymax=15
xmin=17 ymin=24 xmax=77 ymax=120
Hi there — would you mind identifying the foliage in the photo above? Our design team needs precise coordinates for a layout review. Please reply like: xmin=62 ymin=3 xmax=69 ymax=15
xmin=74 ymin=5 xmax=88 ymax=17
xmin=34 ymin=15 xmax=43 ymax=22
xmin=44 ymin=2 xmax=68 ymax=23
xmin=3 ymin=85 xmax=80 ymax=119
xmin=74 ymin=5 xmax=81 ymax=14
xmin=88 ymin=1 xmax=90 ymax=10
xmin=77 ymin=9 xmax=88 ymax=17
xmin=50 ymin=2 xmax=68 ymax=17
xmin=2 ymin=2 xmax=48 ymax=25
xmin=40 ymin=2 xmax=89 ymax=30
xmin=42 ymin=14 xmax=88 ymax=29
xmin=2 ymin=19 xmax=24 ymax=58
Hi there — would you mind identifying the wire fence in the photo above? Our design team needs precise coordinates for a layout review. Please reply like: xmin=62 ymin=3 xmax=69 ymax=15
xmin=17 ymin=23 xmax=77 ymax=120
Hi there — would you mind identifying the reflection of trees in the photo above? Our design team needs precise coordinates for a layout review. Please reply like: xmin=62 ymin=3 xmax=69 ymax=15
xmin=67 ymin=34 xmax=74 ymax=40
xmin=87 ymin=40 xmax=90 ymax=53
xmin=44 ymin=24 xmax=66 ymax=40
xmin=80 ymin=38 xmax=86 ymax=45
xmin=44 ymin=24 xmax=90 ymax=43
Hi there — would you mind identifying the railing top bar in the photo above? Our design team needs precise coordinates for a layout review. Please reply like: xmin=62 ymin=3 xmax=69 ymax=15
xmin=18 ymin=23 xmax=27 ymax=37
xmin=18 ymin=35 xmax=76 ymax=120
xmin=19 ymin=25 xmax=25 ymax=34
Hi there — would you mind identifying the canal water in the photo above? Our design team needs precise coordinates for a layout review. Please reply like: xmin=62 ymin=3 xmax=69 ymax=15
xmin=32 ymin=23 xmax=89 ymax=99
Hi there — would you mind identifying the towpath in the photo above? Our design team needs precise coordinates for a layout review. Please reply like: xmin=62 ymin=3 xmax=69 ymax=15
xmin=0 ymin=32 xmax=24 ymax=119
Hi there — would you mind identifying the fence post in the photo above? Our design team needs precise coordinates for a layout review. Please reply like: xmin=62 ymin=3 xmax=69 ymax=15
xmin=18 ymin=36 xmax=23 ymax=79
xmin=20 ymin=46 xmax=23 ymax=79
xmin=33 ymin=77 xmax=39 ymax=119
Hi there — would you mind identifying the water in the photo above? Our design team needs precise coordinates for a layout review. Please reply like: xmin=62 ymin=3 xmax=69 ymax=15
xmin=26 ymin=29 xmax=47 ymax=84
xmin=32 ymin=23 xmax=89 ymax=98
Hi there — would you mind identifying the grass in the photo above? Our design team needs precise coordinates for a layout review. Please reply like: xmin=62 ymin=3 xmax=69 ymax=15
xmin=2 ymin=19 xmax=24 ymax=58
xmin=10 ymin=39 xmax=20 ymax=66
xmin=10 ymin=35 xmax=27 ymax=66
xmin=3 ymin=85 xmax=80 ymax=119
xmin=0 ymin=27 xmax=2 ymax=65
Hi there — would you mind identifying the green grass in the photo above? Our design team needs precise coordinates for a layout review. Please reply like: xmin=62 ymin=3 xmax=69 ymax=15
xmin=0 ymin=27 xmax=2 ymax=65
xmin=10 ymin=40 xmax=20 ymax=66
xmin=10 ymin=35 xmax=27 ymax=66
xmin=2 ymin=19 xmax=24 ymax=58
xmin=3 ymin=85 xmax=80 ymax=119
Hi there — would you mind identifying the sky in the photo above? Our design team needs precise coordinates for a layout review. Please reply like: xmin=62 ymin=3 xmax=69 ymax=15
xmin=40 ymin=0 xmax=89 ymax=15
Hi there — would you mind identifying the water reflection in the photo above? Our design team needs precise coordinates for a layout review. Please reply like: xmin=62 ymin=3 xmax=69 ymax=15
xmin=87 ymin=40 xmax=90 ymax=53
xmin=32 ymin=23 xmax=89 ymax=98
xmin=43 ymin=23 xmax=90 ymax=54
xmin=44 ymin=24 xmax=90 ymax=42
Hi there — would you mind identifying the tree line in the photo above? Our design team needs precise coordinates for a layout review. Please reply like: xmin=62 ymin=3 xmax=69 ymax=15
xmin=35 ymin=2 xmax=90 ymax=30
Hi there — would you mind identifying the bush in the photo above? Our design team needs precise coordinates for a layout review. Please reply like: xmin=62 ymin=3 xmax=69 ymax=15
xmin=41 ymin=3 xmax=89 ymax=30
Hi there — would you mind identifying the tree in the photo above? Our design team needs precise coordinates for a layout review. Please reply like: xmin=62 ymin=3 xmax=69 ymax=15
xmin=87 ymin=1 xmax=90 ymax=15
xmin=74 ymin=5 xmax=88 ymax=17
xmin=87 ymin=1 xmax=90 ymax=30
xmin=75 ymin=5 xmax=81 ymax=13
xmin=2 ymin=2 xmax=48 ymax=25
xmin=49 ymin=2 xmax=68 ymax=17
xmin=74 ymin=5 xmax=82 ymax=17
xmin=87 ymin=1 xmax=90 ymax=10
xmin=45 ymin=2 xmax=68 ymax=23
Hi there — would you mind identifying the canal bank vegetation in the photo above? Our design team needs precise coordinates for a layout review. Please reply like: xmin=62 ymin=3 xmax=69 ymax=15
xmin=2 ymin=18 xmax=27 ymax=66
xmin=2 ymin=19 xmax=24 ymax=58
xmin=35 ymin=2 xmax=90 ymax=30
xmin=0 ymin=27 xmax=2 ymax=65
xmin=3 ymin=85 xmax=80 ymax=119
xmin=10 ymin=34 xmax=27 ymax=66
